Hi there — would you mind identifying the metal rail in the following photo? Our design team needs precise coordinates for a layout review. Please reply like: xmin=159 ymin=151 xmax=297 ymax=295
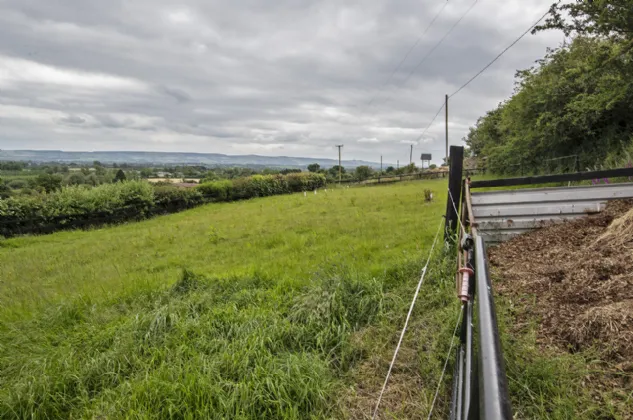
xmin=469 ymin=167 xmax=633 ymax=189
xmin=450 ymin=181 xmax=512 ymax=420
xmin=450 ymin=236 xmax=511 ymax=420
xmin=474 ymin=236 xmax=512 ymax=419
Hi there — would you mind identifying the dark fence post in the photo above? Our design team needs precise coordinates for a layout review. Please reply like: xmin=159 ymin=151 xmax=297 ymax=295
xmin=445 ymin=145 xmax=464 ymax=241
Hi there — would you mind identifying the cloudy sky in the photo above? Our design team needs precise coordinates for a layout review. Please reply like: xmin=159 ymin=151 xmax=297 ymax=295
xmin=0 ymin=0 xmax=563 ymax=164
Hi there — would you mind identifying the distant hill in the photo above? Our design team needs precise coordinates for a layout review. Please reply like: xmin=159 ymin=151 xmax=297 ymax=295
xmin=0 ymin=150 xmax=386 ymax=169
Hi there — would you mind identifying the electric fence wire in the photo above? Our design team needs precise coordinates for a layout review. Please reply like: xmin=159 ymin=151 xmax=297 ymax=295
xmin=372 ymin=217 xmax=444 ymax=419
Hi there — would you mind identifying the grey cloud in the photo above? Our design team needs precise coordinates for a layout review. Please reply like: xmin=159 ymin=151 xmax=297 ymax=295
xmin=0 ymin=0 xmax=563 ymax=164
xmin=160 ymin=86 xmax=192 ymax=103
xmin=58 ymin=115 xmax=86 ymax=125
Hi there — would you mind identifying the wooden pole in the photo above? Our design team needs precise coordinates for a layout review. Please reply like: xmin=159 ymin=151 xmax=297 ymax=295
xmin=445 ymin=145 xmax=464 ymax=241
xmin=336 ymin=145 xmax=343 ymax=184
xmin=445 ymin=94 xmax=449 ymax=165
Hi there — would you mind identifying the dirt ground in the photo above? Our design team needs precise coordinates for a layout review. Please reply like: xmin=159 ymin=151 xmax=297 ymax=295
xmin=489 ymin=200 xmax=633 ymax=363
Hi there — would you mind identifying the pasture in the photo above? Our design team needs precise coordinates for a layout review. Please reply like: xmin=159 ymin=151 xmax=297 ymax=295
xmin=0 ymin=180 xmax=464 ymax=419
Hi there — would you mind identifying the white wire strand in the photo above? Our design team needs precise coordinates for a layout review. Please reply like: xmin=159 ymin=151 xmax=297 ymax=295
xmin=426 ymin=304 xmax=463 ymax=420
xmin=372 ymin=217 xmax=444 ymax=420
xmin=447 ymin=188 xmax=466 ymax=237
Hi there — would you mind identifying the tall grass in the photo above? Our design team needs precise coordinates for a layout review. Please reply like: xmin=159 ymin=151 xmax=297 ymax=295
xmin=0 ymin=181 xmax=453 ymax=418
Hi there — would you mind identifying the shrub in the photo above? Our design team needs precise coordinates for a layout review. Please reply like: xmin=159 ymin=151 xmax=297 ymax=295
xmin=354 ymin=166 xmax=373 ymax=181
xmin=286 ymin=172 xmax=326 ymax=192
xmin=7 ymin=179 xmax=28 ymax=190
xmin=65 ymin=173 xmax=86 ymax=186
xmin=1 ymin=173 xmax=328 ymax=237
xmin=153 ymin=186 xmax=203 ymax=209
xmin=198 ymin=173 xmax=324 ymax=202
xmin=0 ymin=181 xmax=155 ymax=236
xmin=35 ymin=174 xmax=63 ymax=193
xmin=197 ymin=180 xmax=233 ymax=201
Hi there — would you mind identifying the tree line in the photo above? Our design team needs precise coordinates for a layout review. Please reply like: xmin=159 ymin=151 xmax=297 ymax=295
xmin=465 ymin=0 xmax=633 ymax=174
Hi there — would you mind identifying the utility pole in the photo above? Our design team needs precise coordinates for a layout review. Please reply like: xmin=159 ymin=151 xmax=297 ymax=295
xmin=380 ymin=155 xmax=383 ymax=183
xmin=410 ymin=144 xmax=413 ymax=165
xmin=397 ymin=160 xmax=399 ymax=170
xmin=336 ymin=145 xmax=344 ymax=184
xmin=445 ymin=94 xmax=449 ymax=165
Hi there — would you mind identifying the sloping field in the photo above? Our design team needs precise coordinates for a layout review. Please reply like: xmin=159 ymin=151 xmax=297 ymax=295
xmin=0 ymin=181 xmax=464 ymax=419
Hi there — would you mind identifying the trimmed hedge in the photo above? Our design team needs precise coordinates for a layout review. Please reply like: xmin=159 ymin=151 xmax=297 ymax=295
xmin=196 ymin=173 xmax=326 ymax=202
xmin=0 ymin=173 xmax=327 ymax=237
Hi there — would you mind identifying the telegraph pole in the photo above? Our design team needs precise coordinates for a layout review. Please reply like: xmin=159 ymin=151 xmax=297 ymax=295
xmin=380 ymin=155 xmax=383 ymax=183
xmin=336 ymin=145 xmax=344 ymax=184
xmin=445 ymin=94 xmax=449 ymax=164
xmin=410 ymin=144 xmax=413 ymax=164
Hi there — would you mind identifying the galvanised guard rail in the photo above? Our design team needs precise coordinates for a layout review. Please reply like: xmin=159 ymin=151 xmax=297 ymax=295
xmin=449 ymin=235 xmax=512 ymax=420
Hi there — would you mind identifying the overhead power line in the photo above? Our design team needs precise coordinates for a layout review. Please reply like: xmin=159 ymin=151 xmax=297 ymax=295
xmin=366 ymin=1 xmax=450 ymax=108
xmin=415 ymin=102 xmax=445 ymax=143
xmin=413 ymin=3 xmax=554 ymax=144
xmin=449 ymin=6 xmax=553 ymax=98
xmin=397 ymin=0 xmax=479 ymax=91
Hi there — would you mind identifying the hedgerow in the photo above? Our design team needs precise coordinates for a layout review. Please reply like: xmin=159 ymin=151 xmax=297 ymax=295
xmin=0 ymin=173 xmax=327 ymax=237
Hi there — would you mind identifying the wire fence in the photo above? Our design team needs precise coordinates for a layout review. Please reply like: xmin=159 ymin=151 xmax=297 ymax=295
xmin=479 ymin=154 xmax=582 ymax=177
xmin=336 ymin=170 xmax=447 ymax=186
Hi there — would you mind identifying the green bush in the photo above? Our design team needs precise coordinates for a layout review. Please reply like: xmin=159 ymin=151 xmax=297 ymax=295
xmin=7 ymin=179 xmax=28 ymax=190
xmin=0 ymin=181 xmax=155 ymax=236
xmin=153 ymin=186 xmax=203 ymax=209
xmin=197 ymin=180 xmax=233 ymax=201
xmin=1 ymin=173 xmax=327 ymax=237
xmin=198 ymin=172 xmax=325 ymax=202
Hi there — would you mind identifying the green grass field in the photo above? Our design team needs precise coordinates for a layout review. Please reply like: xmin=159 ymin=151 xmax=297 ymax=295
xmin=0 ymin=180 xmax=624 ymax=419
xmin=0 ymin=181 xmax=465 ymax=419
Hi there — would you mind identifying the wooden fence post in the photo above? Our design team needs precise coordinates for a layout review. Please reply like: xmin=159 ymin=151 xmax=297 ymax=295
xmin=445 ymin=146 xmax=464 ymax=241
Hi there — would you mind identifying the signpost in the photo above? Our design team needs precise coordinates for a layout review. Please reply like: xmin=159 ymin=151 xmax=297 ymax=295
xmin=421 ymin=153 xmax=432 ymax=169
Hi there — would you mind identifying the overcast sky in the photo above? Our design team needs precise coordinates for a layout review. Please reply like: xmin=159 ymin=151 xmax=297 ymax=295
xmin=0 ymin=0 xmax=563 ymax=164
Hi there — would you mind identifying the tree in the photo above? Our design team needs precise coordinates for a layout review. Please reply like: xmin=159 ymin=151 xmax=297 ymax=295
xmin=0 ymin=161 xmax=26 ymax=171
xmin=403 ymin=163 xmax=417 ymax=174
xmin=85 ymin=173 xmax=100 ymax=186
xmin=114 ymin=169 xmax=127 ymax=183
xmin=354 ymin=165 xmax=373 ymax=181
xmin=140 ymin=168 xmax=153 ymax=178
xmin=429 ymin=164 xmax=438 ymax=169
xmin=328 ymin=165 xmax=345 ymax=177
xmin=280 ymin=168 xmax=301 ymax=175
xmin=0 ymin=178 xmax=11 ymax=199
xmin=465 ymin=35 xmax=633 ymax=174
xmin=537 ymin=0 xmax=633 ymax=39
xmin=385 ymin=166 xmax=395 ymax=173
xmin=7 ymin=179 xmax=28 ymax=190
xmin=35 ymin=174 xmax=63 ymax=193
xmin=66 ymin=173 xmax=86 ymax=185
xmin=307 ymin=163 xmax=321 ymax=173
